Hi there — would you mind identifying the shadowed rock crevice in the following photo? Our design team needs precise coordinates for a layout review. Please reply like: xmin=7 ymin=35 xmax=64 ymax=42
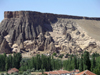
xmin=0 ymin=39 xmax=12 ymax=53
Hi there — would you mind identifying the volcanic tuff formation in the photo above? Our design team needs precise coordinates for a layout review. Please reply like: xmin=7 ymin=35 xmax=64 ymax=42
xmin=0 ymin=11 xmax=100 ymax=57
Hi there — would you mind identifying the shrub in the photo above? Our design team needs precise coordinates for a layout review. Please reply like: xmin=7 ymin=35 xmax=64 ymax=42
xmin=53 ymin=53 xmax=56 ymax=56
xmin=12 ymin=72 xmax=19 ymax=75
xmin=27 ymin=69 xmax=31 ymax=73
xmin=0 ymin=73 xmax=4 ymax=75
xmin=31 ymin=68 xmax=35 ymax=72
xmin=22 ymin=72 xmax=28 ymax=75
xmin=58 ymin=54 xmax=64 ymax=58
xmin=39 ymin=69 xmax=42 ymax=72
xmin=35 ymin=70 xmax=38 ymax=72
xmin=5 ymin=73 xmax=9 ymax=75
xmin=65 ymin=53 xmax=69 ymax=58
xmin=19 ymin=71 xmax=23 ymax=74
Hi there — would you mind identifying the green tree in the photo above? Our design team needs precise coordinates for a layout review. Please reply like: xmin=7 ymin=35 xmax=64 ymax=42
xmin=73 ymin=56 xmax=77 ymax=69
xmin=91 ymin=54 xmax=96 ymax=71
xmin=0 ymin=54 xmax=6 ymax=71
xmin=5 ymin=57 xmax=9 ymax=71
xmin=51 ymin=56 xmax=55 ymax=70
xmin=53 ymin=53 xmax=56 ymax=56
xmin=12 ymin=53 xmax=22 ymax=69
xmin=9 ymin=55 xmax=13 ymax=68
xmin=41 ymin=64 xmax=44 ymax=74
xmin=83 ymin=51 xmax=91 ymax=70
xmin=79 ymin=54 xmax=83 ymax=71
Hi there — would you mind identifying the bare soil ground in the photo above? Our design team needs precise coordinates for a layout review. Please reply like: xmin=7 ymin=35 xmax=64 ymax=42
xmin=72 ymin=19 xmax=100 ymax=41
xmin=31 ymin=72 xmax=41 ymax=75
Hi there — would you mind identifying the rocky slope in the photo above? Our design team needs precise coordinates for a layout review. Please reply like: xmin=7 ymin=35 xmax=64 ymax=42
xmin=0 ymin=11 xmax=100 ymax=57
xmin=50 ymin=18 xmax=100 ymax=55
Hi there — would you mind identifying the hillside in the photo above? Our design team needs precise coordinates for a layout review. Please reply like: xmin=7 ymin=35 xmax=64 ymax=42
xmin=0 ymin=11 xmax=100 ymax=57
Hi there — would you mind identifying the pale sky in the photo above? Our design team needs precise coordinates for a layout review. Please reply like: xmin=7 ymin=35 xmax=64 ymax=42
xmin=0 ymin=0 xmax=100 ymax=22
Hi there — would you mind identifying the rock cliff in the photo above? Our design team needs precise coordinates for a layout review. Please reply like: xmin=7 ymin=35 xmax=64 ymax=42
xmin=0 ymin=11 xmax=100 ymax=56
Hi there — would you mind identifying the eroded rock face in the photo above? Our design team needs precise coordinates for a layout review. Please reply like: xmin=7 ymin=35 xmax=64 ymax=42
xmin=0 ymin=11 xmax=57 ymax=45
xmin=37 ymin=33 xmax=45 ymax=51
xmin=76 ymin=31 xmax=80 ymax=35
xmin=45 ymin=31 xmax=50 ymax=36
xmin=44 ymin=36 xmax=54 ymax=50
xmin=0 ymin=35 xmax=4 ymax=45
xmin=38 ymin=33 xmax=45 ymax=42
xmin=49 ymin=42 xmax=56 ymax=52
xmin=23 ymin=33 xmax=55 ymax=52
xmin=0 ymin=39 xmax=12 ymax=53
xmin=0 ymin=11 xmax=100 ymax=55
xmin=65 ymin=33 xmax=72 ymax=41
xmin=20 ymin=42 xmax=24 ymax=50
xmin=49 ymin=18 xmax=100 ymax=55
xmin=16 ymin=33 xmax=24 ymax=45
xmin=62 ymin=26 xmax=67 ymax=35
